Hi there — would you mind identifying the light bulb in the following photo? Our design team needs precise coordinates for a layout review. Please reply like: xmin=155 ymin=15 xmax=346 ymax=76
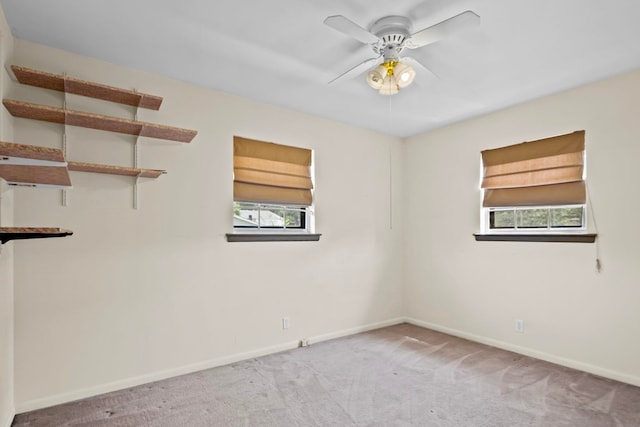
xmin=366 ymin=64 xmax=386 ymax=89
xmin=393 ymin=62 xmax=416 ymax=88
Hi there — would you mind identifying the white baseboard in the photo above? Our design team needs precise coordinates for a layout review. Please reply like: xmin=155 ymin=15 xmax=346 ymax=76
xmin=405 ymin=317 xmax=640 ymax=388
xmin=307 ymin=317 xmax=405 ymax=345
xmin=17 ymin=340 xmax=300 ymax=413
xmin=16 ymin=317 xmax=406 ymax=414
xmin=2 ymin=407 xmax=15 ymax=427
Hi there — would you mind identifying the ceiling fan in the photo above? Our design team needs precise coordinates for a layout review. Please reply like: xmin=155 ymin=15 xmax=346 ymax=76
xmin=324 ymin=10 xmax=480 ymax=95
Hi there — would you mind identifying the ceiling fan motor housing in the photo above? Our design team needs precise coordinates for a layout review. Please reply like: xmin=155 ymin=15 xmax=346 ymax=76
xmin=370 ymin=15 xmax=412 ymax=60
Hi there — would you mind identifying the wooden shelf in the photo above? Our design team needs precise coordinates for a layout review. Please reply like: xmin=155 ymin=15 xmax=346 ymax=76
xmin=0 ymin=163 xmax=71 ymax=188
xmin=5 ymin=69 xmax=192 ymax=204
xmin=68 ymin=161 xmax=165 ymax=178
xmin=11 ymin=65 xmax=163 ymax=110
xmin=0 ymin=227 xmax=73 ymax=244
xmin=3 ymin=99 xmax=197 ymax=143
xmin=0 ymin=141 xmax=66 ymax=166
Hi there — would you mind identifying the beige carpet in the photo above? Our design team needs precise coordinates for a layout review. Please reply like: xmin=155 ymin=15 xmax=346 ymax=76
xmin=12 ymin=323 xmax=640 ymax=426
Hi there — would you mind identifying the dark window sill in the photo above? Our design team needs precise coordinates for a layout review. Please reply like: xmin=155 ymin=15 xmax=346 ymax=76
xmin=226 ymin=233 xmax=321 ymax=242
xmin=474 ymin=233 xmax=596 ymax=243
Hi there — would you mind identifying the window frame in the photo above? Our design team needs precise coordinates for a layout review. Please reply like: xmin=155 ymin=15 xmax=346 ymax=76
xmin=476 ymin=203 xmax=595 ymax=243
xmin=482 ymin=204 xmax=587 ymax=234
xmin=233 ymin=202 xmax=311 ymax=233
xmin=227 ymin=202 xmax=319 ymax=241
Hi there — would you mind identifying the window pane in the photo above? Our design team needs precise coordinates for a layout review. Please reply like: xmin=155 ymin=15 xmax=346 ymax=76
xmin=550 ymin=207 xmax=583 ymax=228
xmin=517 ymin=209 xmax=548 ymax=228
xmin=490 ymin=210 xmax=515 ymax=229
xmin=234 ymin=202 xmax=260 ymax=226
xmin=485 ymin=205 xmax=585 ymax=233
xmin=234 ymin=202 xmax=306 ymax=229
xmin=261 ymin=206 xmax=284 ymax=227
xmin=284 ymin=209 xmax=302 ymax=227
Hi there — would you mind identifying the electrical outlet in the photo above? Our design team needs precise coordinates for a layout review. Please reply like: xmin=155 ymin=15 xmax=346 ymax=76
xmin=282 ymin=317 xmax=290 ymax=330
xmin=515 ymin=319 xmax=524 ymax=333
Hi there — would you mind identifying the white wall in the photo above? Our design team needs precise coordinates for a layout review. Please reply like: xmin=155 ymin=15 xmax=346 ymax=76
xmin=9 ymin=40 xmax=405 ymax=411
xmin=404 ymin=70 xmax=640 ymax=386
xmin=0 ymin=182 xmax=13 ymax=427
xmin=0 ymin=6 xmax=15 ymax=427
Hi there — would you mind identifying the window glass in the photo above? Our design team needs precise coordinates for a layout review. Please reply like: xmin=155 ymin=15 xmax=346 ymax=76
xmin=489 ymin=210 xmax=515 ymax=229
xmin=234 ymin=202 xmax=307 ymax=230
xmin=487 ymin=206 xmax=584 ymax=232
xmin=550 ymin=207 xmax=583 ymax=228
xmin=517 ymin=209 xmax=548 ymax=228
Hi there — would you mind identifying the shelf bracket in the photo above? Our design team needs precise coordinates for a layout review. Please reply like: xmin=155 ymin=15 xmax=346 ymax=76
xmin=134 ymin=171 xmax=143 ymax=210
xmin=133 ymin=89 xmax=140 ymax=122
xmin=61 ymin=78 xmax=69 ymax=207
xmin=133 ymin=135 xmax=141 ymax=209
xmin=133 ymin=93 xmax=141 ymax=210
xmin=4 ymin=62 xmax=17 ymax=82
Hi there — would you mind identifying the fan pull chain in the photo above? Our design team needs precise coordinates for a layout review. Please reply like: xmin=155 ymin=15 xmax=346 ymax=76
xmin=388 ymin=95 xmax=393 ymax=230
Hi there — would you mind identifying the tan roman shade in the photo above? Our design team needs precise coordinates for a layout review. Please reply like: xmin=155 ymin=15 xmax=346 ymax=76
xmin=233 ymin=136 xmax=313 ymax=206
xmin=481 ymin=131 xmax=586 ymax=207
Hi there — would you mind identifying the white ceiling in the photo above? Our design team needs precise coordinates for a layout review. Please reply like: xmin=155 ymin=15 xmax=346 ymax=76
xmin=2 ymin=0 xmax=640 ymax=138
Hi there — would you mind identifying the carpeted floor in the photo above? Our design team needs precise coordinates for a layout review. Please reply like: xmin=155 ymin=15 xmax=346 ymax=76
xmin=12 ymin=323 xmax=640 ymax=426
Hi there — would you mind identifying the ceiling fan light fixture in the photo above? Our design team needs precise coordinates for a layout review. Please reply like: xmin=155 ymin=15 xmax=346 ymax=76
xmin=394 ymin=61 xmax=416 ymax=88
xmin=366 ymin=64 xmax=386 ymax=89
xmin=379 ymin=74 xmax=399 ymax=95
xmin=366 ymin=60 xmax=413 ymax=95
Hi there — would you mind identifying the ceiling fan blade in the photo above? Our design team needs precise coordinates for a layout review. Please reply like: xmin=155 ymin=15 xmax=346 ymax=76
xmin=402 ymin=56 xmax=439 ymax=79
xmin=405 ymin=10 xmax=480 ymax=49
xmin=328 ymin=57 xmax=381 ymax=85
xmin=324 ymin=15 xmax=379 ymax=45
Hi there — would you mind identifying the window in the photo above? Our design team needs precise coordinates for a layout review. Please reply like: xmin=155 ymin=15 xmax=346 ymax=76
xmin=479 ymin=130 xmax=588 ymax=237
xmin=228 ymin=136 xmax=319 ymax=241
xmin=233 ymin=202 xmax=306 ymax=231
xmin=487 ymin=205 xmax=584 ymax=231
